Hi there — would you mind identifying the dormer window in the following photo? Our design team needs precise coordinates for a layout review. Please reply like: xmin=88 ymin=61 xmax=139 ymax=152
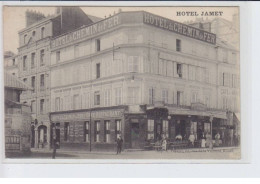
xmin=41 ymin=27 xmax=45 ymax=39
xmin=24 ymin=34 xmax=27 ymax=44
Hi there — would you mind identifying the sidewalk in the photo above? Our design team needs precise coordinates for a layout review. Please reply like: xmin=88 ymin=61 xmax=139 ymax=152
xmin=31 ymin=146 xmax=239 ymax=155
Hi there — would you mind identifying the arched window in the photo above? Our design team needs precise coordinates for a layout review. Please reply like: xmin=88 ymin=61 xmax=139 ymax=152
xmin=41 ymin=27 xmax=45 ymax=39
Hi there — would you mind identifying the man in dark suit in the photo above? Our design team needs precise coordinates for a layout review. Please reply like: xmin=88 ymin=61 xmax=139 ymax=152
xmin=116 ymin=136 xmax=123 ymax=154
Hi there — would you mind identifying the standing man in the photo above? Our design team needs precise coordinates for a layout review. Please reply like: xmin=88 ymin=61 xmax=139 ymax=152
xmin=52 ymin=137 xmax=58 ymax=159
xmin=116 ymin=136 xmax=123 ymax=154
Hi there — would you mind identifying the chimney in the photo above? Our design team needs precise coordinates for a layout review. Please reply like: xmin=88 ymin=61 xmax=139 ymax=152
xmin=26 ymin=10 xmax=46 ymax=27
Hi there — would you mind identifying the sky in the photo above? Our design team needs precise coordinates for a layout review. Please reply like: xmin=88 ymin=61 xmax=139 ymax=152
xmin=3 ymin=6 xmax=239 ymax=54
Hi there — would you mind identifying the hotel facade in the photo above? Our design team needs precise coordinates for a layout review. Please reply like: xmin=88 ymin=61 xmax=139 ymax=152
xmin=49 ymin=11 xmax=240 ymax=151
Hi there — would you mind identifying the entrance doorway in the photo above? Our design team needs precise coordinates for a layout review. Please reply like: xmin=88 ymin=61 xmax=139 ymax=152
xmin=131 ymin=123 xmax=141 ymax=149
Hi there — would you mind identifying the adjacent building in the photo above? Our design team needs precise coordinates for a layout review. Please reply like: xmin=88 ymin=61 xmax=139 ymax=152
xmin=4 ymin=51 xmax=19 ymax=76
xmin=4 ymin=72 xmax=32 ymax=154
xmin=17 ymin=7 xmax=101 ymax=149
xmin=49 ymin=11 xmax=240 ymax=151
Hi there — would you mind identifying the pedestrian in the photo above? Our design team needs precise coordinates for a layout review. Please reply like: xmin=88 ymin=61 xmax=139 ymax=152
xmin=162 ymin=137 xmax=167 ymax=151
xmin=52 ymin=137 xmax=59 ymax=159
xmin=215 ymin=132 xmax=221 ymax=147
xmin=116 ymin=136 xmax=123 ymax=154
xmin=201 ymin=132 xmax=206 ymax=148
xmin=189 ymin=132 xmax=195 ymax=147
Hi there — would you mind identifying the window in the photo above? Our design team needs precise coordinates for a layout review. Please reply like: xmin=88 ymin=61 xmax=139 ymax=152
xmin=104 ymin=121 xmax=111 ymax=143
xmin=40 ymin=50 xmax=45 ymax=66
xmin=149 ymin=88 xmax=155 ymax=104
xmin=31 ymin=76 xmax=35 ymax=92
xmin=128 ymin=87 xmax=139 ymax=104
xmin=96 ymin=63 xmax=100 ymax=79
xmin=24 ymin=34 xmax=27 ymax=44
xmin=191 ymin=122 xmax=197 ymax=140
xmin=41 ymin=27 xmax=45 ymax=39
xmin=147 ymin=120 xmax=154 ymax=140
xmin=74 ymin=45 xmax=79 ymax=58
xmin=12 ymin=59 xmax=15 ymax=66
xmin=84 ymin=121 xmax=90 ymax=142
xmin=23 ymin=78 xmax=27 ymax=84
xmin=115 ymin=88 xmax=122 ymax=105
xmin=232 ymin=52 xmax=236 ymax=63
xmin=40 ymin=74 xmax=44 ymax=87
xmin=55 ymin=97 xmax=60 ymax=111
xmin=12 ymin=73 xmax=15 ymax=76
xmin=31 ymin=100 xmax=36 ymax=113
xmin=162 ymin=89 xmax=168 ymax=104
xmin=205 ymin=96 xmax=210 ymax=107
xmin=94 ymin=121 xmax=100 ymax=142
xmin=204 ymin=123 xmax=210 ymax=134
xmin=32 ymin=31 xmax=36 ymax=37
xmin=162 ymin=120 xmax=169 ymax=138
xmin=176 ymin=39 xmax=181 ymax=52
xmin=73 ymin=94 xmax=80 ymax=110
xmin=177 ymin=63 xmax=182 ymax=78
xmin=96 ymin=39 xmax=101 ymax=52
xmin=64 ymin=122 xmax=70 ymax=141
xmin=40 ymin=99 xmax=44 ymax=114
xmin=128 ymin=56 xmax=139 ymax=72
xmin=31 ymin=53 xmax=35 ymax=68
xmin=222 ymin=97 xmax=228 ymax=110
xmin=104 ymin=89 xmax=111 ymax=106
xmin=191 ymin=92 xmax=198 ymax=103
xmin=56 ymin=51 xmax=60 ymax=62
xmin=23 ymin=56 xmax=27 ymax=71
xmin=177 ymin=91 xmax=183 ymax=106
xmin=223 ymin=50 xmax=228 ymax=62
xmin=94 ymin=91 xmax=100 ymax=106
xmin=115 ymin=120 xmax=122 ymax=139
xmin=223 ymin=73 xmax=230 ymax=87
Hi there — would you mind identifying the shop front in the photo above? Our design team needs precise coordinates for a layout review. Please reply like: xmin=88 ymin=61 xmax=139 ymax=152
xmin=50 ymin=106 xmax=126 ymax=152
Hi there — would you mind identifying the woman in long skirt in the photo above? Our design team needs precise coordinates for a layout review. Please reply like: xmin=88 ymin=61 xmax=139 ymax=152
xmin=201 ymin=133 xmax=206 ymax=148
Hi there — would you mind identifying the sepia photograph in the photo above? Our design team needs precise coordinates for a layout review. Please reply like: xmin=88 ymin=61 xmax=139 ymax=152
xmin=2 ymin=6 xmax=240 ymax=161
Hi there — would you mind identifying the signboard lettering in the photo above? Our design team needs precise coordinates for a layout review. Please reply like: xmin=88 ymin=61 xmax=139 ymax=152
xmin=143 ymin=12 xmax=216 ymax=44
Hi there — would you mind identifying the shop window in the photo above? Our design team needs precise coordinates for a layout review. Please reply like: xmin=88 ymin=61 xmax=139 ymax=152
xmin=162 ymin=120 xmax=169 ymax=138
xmin=115 ymin=88 xmax=122 ymax=105
xmin=176 ymin=39 xmax=181 ymax=52
xmin=191 ymin=122 xmax=197 ymax=140
xmin=56 ymin=51 xmax=60 ymax=62
xmin=104 ymin=121 xmax=111 ymax=143
xmin=147 ymin=120 xmax=154 ymax=140
xmin=40 ymin=99 xmax=44 ymax=114
xmin=55 ymin=97 xmax=60 ymax=111
xmin=96 ymin=63 xmax=100 ymax=79
xmin=31 ymin=53 xmax=35 ymax=68
xmin=40 ymin=49 xmax=45 ymax=66
xmin=204 ymin=123 xmax=210 ymax=134
xmin=64 ymin=122 xmax=70 ymax=141
xmin=84 ymin=121 xmax=89 ymax=142
xmin=177 ymin=63 xmax=182 ymax=78
xmin=162 ymin=89 xmax=168 ymax=104
xmin=115 ymin=120 xmax=122 ymax=139
xmin=94 ymin=91 xmax=100 ymax=106
xmin=148 ymin=88 xmax=155 ymax=104
xmin=31 ymin=76 xmax=35 ymax=93
xmin=96 ymin=39 xmax=101 ymax=52
xmin=94 ymin=121 xmax=100 ymax=142
xmin=23 ymin=56 xmax=27 ymax=71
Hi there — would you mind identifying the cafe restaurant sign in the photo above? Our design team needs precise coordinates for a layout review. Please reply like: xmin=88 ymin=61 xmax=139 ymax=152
xmin=143 ymin=12 xmax=216 ymax=45
xmin=51 ymin=15 xmax=120 ymax=48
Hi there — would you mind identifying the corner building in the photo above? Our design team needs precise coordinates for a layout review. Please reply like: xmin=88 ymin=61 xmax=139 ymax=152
xmin=49 ymin=11 xmax=240 ymax=151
